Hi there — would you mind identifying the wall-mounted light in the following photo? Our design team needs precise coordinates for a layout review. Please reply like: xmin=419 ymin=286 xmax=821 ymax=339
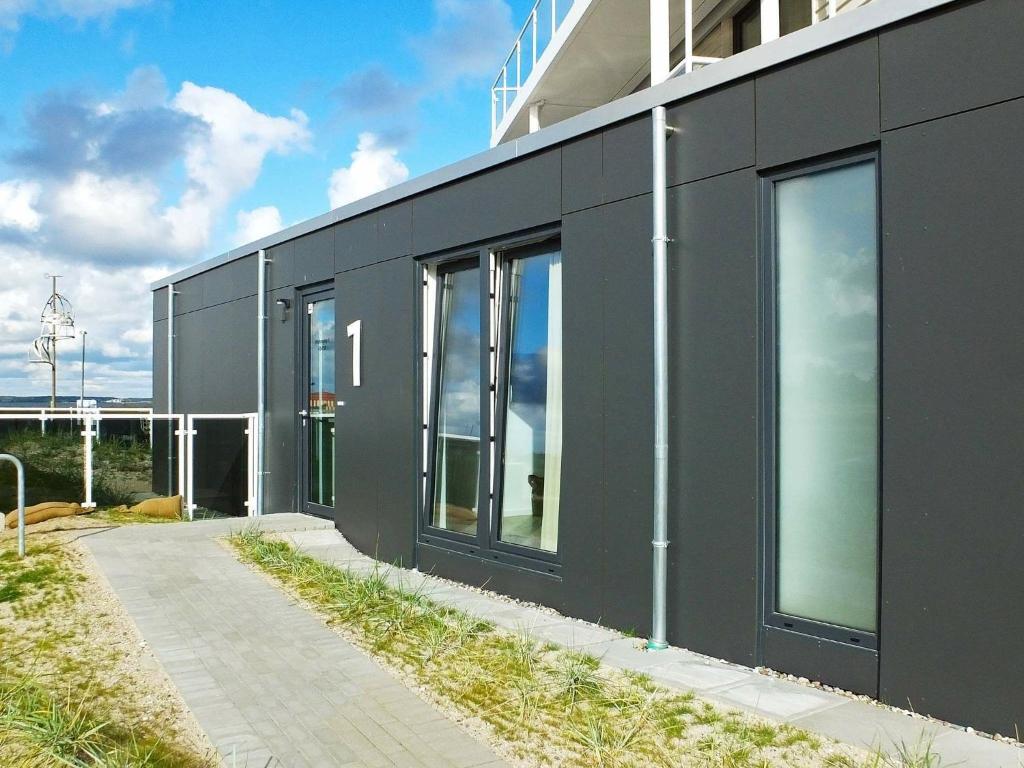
xmin=275 ymin=298 xmax=291 ymax=322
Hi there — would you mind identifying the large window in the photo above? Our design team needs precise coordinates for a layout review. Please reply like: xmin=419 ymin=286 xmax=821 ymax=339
xmin=430 ymin=263 xmax=482 ymax=536
xmin=496 ymin=249 xmax=563 ymax=553
xmin=424 ymin=239 xmax=563 ymax=566
xmin=768 ymin=157 xmax=879 ymax=638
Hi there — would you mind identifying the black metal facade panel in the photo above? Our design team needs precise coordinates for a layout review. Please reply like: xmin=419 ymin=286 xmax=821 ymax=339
xmin=196 ymin=297 xmax=257 ymax=414
xmin=666 ymin=80 xmax=755 ymax=187
xmin=378 ymin=201 xmax=413 ymax=262
xmin=367 ymin=257 xmax=417 ymax=566
xmin=294 ymin=227 xmax=334 ymax=286
xmin=602 ymin=116 xmax=652 ymax=203
xmin=410 ymin=149 xmax=561 ymax=256
xmin=559 ymin=206 xmax=612 ymax=624
xmin=598 ymin=194 xmax=655 ymax=634
xmin=153 ymin=286 xmax=168 ymax=322
xmin=418 ymin=543 xmax=565 ymax=610
xmin=333 ymin=268 xmax=381 ymax=553
xmin=561 ymin=133 xmax=604 ymax=214
xmin=267 ymin=241 xmax=294 ymax=291
xmin=202 ymin=253 xmax=258 ymax=307
xmin=755 ymin=37 xmax=880 ymax=169
xmin=334 ymin=213 xmax=377 ymax=274
xmin=173 ymin=275 xmax=204 ymax=316
xmin=879 ymin=0 xmax=1024 ymax=131
xmin=667 ymin=170 xmax=759 ymax=666
xmin=763 ymin=628 xmax=878 ymax=695
xmin=171 ymin=310 xmax=205 ymax=410
xmin=879 ymin=98 xmax=1024 ymax=735
xmin=152 ymin=319 xmax=167 ymax=412
xmin=266 ymin=286 xmax=296 ymax=515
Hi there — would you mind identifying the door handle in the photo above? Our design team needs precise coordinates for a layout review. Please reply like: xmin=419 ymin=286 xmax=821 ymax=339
xmin=298 ymin=410 xmax=308 ymax=417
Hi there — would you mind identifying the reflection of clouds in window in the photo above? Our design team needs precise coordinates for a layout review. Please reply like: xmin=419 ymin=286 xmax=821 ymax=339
xmin=776 ymin=160 xmax=878 ymax=633
xmin=310 ymin=300 xmax=336 ymax=394
xmin=436 ymin=270 xmax=481 ymax=438
xmin=778 ymin=162 xmax=877 ymax=386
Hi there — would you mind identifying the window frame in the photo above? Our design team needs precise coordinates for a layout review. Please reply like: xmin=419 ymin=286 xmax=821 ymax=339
xmin=489 ymin=241 xmax=563 ymax=564
xmin=732 ymin=0 xmax=761 ymax=54
xmin=422 ymin=255 xmax=486 ymax=549
xmin=419 ymin=228 xmax=563 ymax=575
xmin=759 ymin=149 xmax=883 ymax=651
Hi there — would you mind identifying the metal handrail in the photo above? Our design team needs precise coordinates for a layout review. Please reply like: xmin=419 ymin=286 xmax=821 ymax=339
xmin=0 ymin=454 xmax=26 ymax=558
xmin=491 ymin=0 xmax=852 ymax=137
xmin=491 ymin=0 xmax=576 ymax=133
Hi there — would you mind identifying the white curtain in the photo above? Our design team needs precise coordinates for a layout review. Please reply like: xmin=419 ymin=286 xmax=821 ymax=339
xmin=540 ymin=253 xmax=562 ymax=552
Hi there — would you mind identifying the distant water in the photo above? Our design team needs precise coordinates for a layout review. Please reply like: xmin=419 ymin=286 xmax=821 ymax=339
xmin=0 ymin=397 xmax=152 ymax=409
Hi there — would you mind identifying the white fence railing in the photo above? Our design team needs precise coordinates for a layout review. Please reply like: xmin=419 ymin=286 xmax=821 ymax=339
xmin=0 ymin=410 xmax=257 ymax=522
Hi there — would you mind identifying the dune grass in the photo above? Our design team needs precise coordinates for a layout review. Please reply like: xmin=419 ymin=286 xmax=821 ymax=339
xmin=230 ymin=526 xmax=869 ymax=768
xmin=0 ymin=428 xmax=150 ymax=511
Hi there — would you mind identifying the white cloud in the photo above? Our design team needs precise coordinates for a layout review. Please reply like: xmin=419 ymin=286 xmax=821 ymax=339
xmin=327 ymin=132 xmax=409 ymax=209
xmin=414 ymin=0 xmax=515 ymax=88
xmin=13 ymin=72 xmax=310 ymax=264
xmin=233 ymin=205 xmax=282 ymax=246
xmin=0 ymin=68 xmax=312 ymax=398
xmin=0 ymin=242 xmax=166 ymax=397
xmin=0 ymin=179 xmax=41 ymax=231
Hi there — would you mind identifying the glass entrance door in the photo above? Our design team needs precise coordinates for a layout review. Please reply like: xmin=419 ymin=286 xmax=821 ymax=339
xmin=302 ymin=293 xmax=335 ymax=517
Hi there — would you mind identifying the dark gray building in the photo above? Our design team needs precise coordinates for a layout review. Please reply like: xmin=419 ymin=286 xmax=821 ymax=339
xmin=152 ymin=0 xmax=1024 ymax=739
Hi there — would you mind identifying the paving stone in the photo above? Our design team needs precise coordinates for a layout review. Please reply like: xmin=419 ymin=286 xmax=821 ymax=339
xmin=83 ymin=515 xmax=507 ymax=768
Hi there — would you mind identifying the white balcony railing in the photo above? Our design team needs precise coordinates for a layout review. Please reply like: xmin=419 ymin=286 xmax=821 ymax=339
xmin=491 ymin=0 xmax=856 ymax=139
xmin=491 ymin=0 xmax=577 ymax=133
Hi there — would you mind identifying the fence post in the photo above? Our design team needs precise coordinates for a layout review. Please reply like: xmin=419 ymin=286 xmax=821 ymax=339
xmin=185 ymin=416 xmax=196 ymax=521
xmin=82 ymin=415 xmax=96 ymax=509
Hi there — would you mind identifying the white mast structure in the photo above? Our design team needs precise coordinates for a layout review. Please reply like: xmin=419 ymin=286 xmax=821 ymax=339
xmin=30 ymin=275 xmax=76 ymax=410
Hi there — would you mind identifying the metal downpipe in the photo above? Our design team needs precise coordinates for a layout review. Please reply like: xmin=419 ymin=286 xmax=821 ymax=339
xmin=255 ymin=250 xmax=268 ymax=517
xmin=166 ymin=283 xmax=175 ymax=492
xmin=648 ymin=104 xmax=671 ymax=651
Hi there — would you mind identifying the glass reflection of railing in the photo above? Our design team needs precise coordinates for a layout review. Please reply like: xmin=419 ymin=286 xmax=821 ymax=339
xmin=491 ymin=0 xmax=576 ymax=132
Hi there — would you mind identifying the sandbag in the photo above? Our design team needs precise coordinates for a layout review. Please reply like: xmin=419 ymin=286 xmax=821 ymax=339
xmin=128 ymin=495 xmax=182 ymax=520
xmin=5 ymin=501 xmax=85 ymax=528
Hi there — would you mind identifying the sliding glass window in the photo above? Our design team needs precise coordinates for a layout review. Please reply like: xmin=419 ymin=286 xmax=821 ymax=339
xmin=429 ymin=263 xmax=482 ymax=537
xmin=770 ymin=158 xmax=879 ymax=637
xmin=496 ymin=248 xmax=563 ymax=554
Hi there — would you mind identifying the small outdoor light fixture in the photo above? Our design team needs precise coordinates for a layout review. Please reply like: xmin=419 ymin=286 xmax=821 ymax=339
xmin=275 ymin=297 xmax=291 ymax=322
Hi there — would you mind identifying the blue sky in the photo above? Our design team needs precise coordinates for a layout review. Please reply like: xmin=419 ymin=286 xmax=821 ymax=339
xmin=0 ymin=0 xmax=533 ymax=398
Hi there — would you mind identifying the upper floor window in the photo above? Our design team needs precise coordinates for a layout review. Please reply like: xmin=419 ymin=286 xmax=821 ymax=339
xmin=734 ymin=0 xmax=814 ymax=54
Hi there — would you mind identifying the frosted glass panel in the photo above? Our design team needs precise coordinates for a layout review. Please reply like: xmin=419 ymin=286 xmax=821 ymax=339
xmin=776 ymin=161 xmax=878 ymax=633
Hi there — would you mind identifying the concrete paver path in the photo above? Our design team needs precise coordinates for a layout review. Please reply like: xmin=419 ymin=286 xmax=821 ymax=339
xmin=83 ymin=514 xmax=507 ymax=768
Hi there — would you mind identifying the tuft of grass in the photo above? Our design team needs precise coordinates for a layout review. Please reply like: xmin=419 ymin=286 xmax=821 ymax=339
xmin=0 ymin=677 xmax=209 ymax=767
xmin=231 ymin=526 xmax=871 ymax=768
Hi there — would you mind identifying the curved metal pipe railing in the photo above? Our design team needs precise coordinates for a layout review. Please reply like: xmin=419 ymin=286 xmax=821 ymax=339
xmin=0 ymin=453 xmax=26 ymax=558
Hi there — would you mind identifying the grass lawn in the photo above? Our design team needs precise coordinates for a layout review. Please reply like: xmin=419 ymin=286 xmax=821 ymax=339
xmin=230 ymin=528 xmax=946 ymax=768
